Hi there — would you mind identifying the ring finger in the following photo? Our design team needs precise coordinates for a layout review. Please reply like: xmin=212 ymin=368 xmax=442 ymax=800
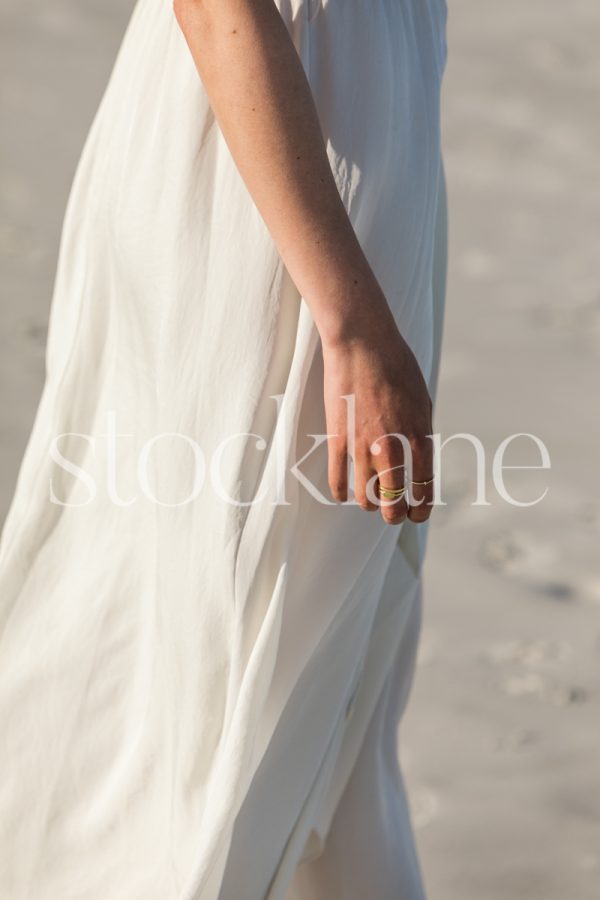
xmin=374 ymin=462 xmax=408 ymax=526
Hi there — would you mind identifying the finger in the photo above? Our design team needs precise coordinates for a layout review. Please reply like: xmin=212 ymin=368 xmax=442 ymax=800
xmin=327 ymin=434 xmax=349 ymax=503
xmin=407 ymin=483 xmax=434 ymax=522
xmin=405 ymin=435 xmax=435 ymax=522
xmin=377 ymin=476 xmax=409 ymax=525
xmin=354 ymin=450 xmax=379 ymax=512
xmin=372 ymin=439 xmax=408 ymax=526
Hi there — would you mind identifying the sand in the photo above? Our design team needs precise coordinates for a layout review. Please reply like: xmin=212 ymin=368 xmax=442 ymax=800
xmin=1 ymin=1 xmax=598 ymax=898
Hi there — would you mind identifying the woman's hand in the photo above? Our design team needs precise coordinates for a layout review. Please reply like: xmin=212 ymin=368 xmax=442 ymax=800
xmin=321 ymin=298 xmax=435 ymax=526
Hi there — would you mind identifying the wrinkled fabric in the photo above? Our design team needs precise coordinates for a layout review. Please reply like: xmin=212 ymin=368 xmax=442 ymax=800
xmin=0 ymin=1 xmax=448 ymax=898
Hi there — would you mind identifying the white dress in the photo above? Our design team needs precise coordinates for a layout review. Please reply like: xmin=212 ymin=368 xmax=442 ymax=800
xmin=0 ymin=1 xmax=448 ymax=898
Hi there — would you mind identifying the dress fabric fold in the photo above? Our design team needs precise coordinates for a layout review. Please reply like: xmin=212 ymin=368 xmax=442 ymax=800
xmin=0 ymin=1 xmax=448 ymax=897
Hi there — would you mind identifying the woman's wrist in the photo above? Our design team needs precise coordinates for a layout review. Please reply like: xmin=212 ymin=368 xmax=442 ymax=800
xmin=315 ymin=276 xmax=399 ymax=351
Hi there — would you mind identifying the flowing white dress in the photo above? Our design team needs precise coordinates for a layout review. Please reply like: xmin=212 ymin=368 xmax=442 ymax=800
xmin=0 ymin=1 xmax=448 ymax=898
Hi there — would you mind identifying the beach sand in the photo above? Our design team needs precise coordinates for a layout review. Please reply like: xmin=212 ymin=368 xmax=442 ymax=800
xmin=1 ymin=1 xmax=599 ymax=898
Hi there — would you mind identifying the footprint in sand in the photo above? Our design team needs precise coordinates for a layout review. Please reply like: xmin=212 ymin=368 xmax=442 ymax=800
xmin=487 ymin=639 xmax=586 ymax=705
xmin=479 ymin=531 xmax=585 ymax=606
xmin=478 ymin=530 xmax=573 ymax=596
xmin=549 ymin=683 xmax=588 ymax=706
xmin=537 ymin=580 xmax=577 ymax=603
xmin=500 ymin=672 xmax=587 ymax=706
xmin=478 ymin=530 xmax=525 ymax=572
xmin=486 ymin=637 xmax=572 ymax=667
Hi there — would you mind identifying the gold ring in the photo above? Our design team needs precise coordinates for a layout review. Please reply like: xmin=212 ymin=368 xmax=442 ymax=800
xmin=410 ymin=476 xmax=435 ymax=486
xmin=378 ymin=485 xmax=406 ymax=500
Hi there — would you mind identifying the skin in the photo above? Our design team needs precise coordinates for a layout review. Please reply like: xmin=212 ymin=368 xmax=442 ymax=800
xmin=174 ymin=0 xmax=435 ymax=525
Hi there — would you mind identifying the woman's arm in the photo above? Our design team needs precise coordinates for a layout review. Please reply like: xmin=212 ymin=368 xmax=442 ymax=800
xmin=174 ymin=0 xmax=435 ymax=524
xmin=173 ymin=0 xmax=381 ymax=344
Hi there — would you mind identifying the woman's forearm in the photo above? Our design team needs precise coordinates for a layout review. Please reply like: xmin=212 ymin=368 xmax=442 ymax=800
xmin=173 ymin=0 xmax=394 ymax=346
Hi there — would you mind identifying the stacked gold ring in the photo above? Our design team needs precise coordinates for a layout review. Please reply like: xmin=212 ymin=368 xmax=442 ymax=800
xmin=377 ymin=485 xmax=407 ymax=501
